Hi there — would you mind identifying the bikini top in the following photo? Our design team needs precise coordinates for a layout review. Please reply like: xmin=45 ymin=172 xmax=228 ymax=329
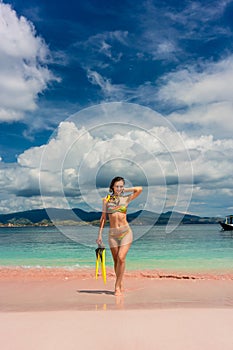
xmin=104 ymin=195 xmax=129 ymax=214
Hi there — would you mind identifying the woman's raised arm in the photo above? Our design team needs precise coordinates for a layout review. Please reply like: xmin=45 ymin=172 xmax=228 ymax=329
xmin=124 ymin=186 xmax=142 ymax=202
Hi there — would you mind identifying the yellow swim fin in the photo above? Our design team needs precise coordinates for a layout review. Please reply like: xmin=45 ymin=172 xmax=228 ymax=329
xmin=95 ymin=246 xmax=107 ymax=284
xmin=95 ymin=251 xmax=99 ymax=280
xmin=101 ymin=248 xmax=106 ymax=284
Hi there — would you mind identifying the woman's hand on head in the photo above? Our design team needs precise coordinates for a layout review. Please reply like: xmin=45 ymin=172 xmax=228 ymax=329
xmin=125 ymin=186 xmax=142 ymax=202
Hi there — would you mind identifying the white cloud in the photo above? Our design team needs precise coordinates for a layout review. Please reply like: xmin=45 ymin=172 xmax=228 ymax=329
xmin=0 ymin=103 xmax=233 ymax=217
xmin=165 ymin=0 xmax=233 ymax=41
xmin=157 ymin=41 xmax=176 ymax=55
xmin=158 ymin=56 xmax=233 ymax=105
xmin=87 ymin=70 xmax=133 ymax=100
xmin=18 ymin=121 xmax=94 ymax=172
xmin=85 ymin=54 xmax=233 ymax=139
xmin=75 ymin=30 xmax=128 ymax=69
xmin=156 ymin=55 xmax=233 ymax=137
xmin=169 ymin=102 xmax=233 ymax=138
xmin=0 ymin=2 xmax=59 ymax=122
xmin=126 ymin=0 xmax=233 ymax=64
xmin=168 ymin=0 xmax=232 ymax=24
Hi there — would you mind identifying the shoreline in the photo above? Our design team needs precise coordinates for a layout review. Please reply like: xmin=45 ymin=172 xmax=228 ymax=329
xmin=0 ymin=266 xmax=233 ymax=281
xmin=1 ymin=266 xmax=232 ymax=313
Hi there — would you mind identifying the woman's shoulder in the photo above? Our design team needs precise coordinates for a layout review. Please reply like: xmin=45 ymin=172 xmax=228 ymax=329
xmin=102 ymin=194 xmax=111 ymax=203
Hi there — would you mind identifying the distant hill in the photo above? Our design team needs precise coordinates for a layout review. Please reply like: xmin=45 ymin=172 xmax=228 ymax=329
xmin=0 ymin=208 xmax=222 ymax=226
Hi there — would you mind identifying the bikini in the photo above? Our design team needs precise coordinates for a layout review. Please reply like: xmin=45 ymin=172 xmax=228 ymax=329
xmin=106 ymin=203 xmax=127 ymax=214
xmin=105 ymin=195 xmax=128 ymax=215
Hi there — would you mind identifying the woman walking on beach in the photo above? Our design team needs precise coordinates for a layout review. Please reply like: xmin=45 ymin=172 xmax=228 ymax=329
xmin=96 ymin=176 xmax=142 ymax=296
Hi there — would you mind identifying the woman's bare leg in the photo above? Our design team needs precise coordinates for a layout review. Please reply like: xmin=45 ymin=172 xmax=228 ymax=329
xmin=110 ymin=245 xmax=124 ymax=294
xmin=114 ymin=242 xmax=131 ymax=296
xmin=110 ymin=246 xmax=119 ymax=274
xmin=110 ymin=245 xmax=125 ymax=292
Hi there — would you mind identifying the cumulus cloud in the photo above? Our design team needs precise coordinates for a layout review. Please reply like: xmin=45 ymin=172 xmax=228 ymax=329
xmin=0 ymin=109 xmax=190 ymax=215
xmin=156 ymin=55 xmax=233 ymax=137
xmin=0 ymin=102 xmax=233 ymax=217
xmin=0 ymin=2 xmax=59 ymax=122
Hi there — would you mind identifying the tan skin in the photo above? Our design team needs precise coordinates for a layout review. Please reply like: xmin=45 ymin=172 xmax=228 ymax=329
xmin=96 ymin=180 xmax=142 ymax=296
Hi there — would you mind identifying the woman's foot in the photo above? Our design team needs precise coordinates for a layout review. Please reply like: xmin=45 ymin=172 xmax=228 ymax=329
xmin=114 ymin=287 xmax=122 ymax=296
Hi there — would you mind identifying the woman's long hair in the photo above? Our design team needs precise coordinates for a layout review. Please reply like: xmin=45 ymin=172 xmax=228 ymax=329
xmin=109 ymin=176 xmax=125 ymax=194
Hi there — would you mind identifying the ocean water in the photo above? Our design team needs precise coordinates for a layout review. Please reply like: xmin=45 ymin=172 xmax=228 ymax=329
xmin=0 ymin=224 xmax=232 ymax=273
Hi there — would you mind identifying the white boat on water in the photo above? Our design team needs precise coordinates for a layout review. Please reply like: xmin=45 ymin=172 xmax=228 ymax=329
xmin=219 ymin=215 xmax=233 ymax=231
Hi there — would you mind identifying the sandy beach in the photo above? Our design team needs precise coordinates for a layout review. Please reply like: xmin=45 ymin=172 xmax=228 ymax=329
xmin=0 ymin=267 xmax=233 ymax=349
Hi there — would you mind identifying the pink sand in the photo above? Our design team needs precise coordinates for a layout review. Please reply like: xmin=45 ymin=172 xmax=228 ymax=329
xmin=1 ymin=268 xmax=233 ymax=349
xmin=1 ymin=309 xmax=233 ymax=350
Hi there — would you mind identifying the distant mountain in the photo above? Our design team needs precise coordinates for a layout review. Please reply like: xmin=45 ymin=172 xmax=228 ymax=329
xmin=0 ymin=208 xmax=100 ymax=225
xmin=0 ymin=208 xmax=221 ymax=226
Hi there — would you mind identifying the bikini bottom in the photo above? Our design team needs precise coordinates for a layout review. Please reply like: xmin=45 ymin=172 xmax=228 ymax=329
xmin=108 ymin=224 xmax=133 ymax=248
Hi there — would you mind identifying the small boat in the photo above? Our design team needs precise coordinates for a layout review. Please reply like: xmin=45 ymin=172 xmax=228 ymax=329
xmin=219 ymin=215 xmax=233 ymax=231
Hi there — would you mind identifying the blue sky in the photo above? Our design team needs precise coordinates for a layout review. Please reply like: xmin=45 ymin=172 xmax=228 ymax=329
xmin=1 ymin=0 xmax=233 ymax=217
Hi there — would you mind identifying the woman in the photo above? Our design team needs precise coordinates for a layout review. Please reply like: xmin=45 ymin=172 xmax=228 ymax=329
xmin=96 ymin=176 xmax=142 ymax=296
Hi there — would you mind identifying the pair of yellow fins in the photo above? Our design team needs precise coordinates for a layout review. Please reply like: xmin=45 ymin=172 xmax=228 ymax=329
xmin=95 ymin=245 xmax=106 ymax=284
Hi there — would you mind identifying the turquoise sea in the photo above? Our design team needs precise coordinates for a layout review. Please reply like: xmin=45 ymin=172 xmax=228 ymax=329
xmin=0 ymin=224 xmax=232 ymax=273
